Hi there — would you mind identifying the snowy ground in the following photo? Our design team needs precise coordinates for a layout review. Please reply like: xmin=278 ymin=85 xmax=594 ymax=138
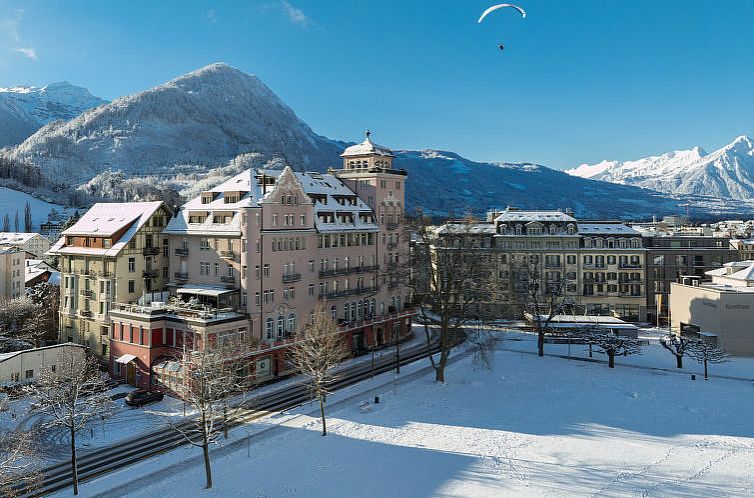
xmin=57 ymin=332 xmax=754 ymax=498
xmin=0 ymin=187 xmax=69 ymax=230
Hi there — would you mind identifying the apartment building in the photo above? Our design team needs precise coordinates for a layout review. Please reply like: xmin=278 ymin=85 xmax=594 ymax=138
xmin=433 ymin=209 xmax=647 ymax=320
xmin=643 ymin=234 xmax=737 ymax=324
xmin=48 ymin=202 xmax=173 ymax=360
xmin=0 ymin=232 xmax=50 ymax=258
xmin=106 ymin=133 xmax=414 ymax=389
xmin=0 ymin=247 xmax=24 ymax=300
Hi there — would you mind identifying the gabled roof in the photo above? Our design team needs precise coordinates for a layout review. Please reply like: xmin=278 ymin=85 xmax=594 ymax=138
xmin=0 ymin=233 xmax=44 ymax=245
xmin=495 ymin=210 xmax=576 ymax=223
xmin=578 ymin=223 xmax=639 ymax=235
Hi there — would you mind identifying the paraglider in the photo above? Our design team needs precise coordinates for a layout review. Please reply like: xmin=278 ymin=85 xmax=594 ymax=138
xmin=477 ymin=3 xmax=527 ymax=23
xmin=477 ymin=3 xmax=526 ymax=52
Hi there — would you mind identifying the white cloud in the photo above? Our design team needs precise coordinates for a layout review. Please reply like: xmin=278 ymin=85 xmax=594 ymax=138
xmin=281 ymin=1 xmax=308 ymax=27
xmin=13 ymin=46 xmax=36 ymax=59
xmin=0 ymin=7 xmax=24 ymax=42
xmin=205 ymin=8 xmax=217 ymax=24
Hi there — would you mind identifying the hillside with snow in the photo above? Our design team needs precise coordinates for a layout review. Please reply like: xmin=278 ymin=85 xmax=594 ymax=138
xmin=567 ymin=136 xmax=754 ymax=199
xmin=0 ymin=63 xmax=741 ymax=219
xmin=0 ymin=82 xmax=106 ymax=148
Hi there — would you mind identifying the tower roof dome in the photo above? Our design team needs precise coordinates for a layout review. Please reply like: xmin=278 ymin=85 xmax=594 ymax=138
xmin=340 ymin=130 xmax=394 ymax=158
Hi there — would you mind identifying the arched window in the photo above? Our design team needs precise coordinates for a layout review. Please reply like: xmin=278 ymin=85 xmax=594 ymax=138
xmin=288 ymin=314 xmax=296 ymax=334
xmin=549 ymin=225 xmax=556 ymax=235
xmin=515 ymin=225 xmax=522 ymax=235
xmin=265 ymin=318 xmax=273 ymax=340
xmin=342 ymin=304 xmax=348 ymax=320
xmin=567 ymin=224 xmax=576 ymax=235
xmin=277 ymin=316 xmax=284 ymax=337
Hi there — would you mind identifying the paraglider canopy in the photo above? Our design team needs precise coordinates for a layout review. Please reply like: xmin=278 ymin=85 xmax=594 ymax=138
xmin=477 ymin=3 xmax=527 ymax=23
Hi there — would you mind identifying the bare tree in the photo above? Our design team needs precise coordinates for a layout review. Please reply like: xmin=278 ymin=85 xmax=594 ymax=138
xmin=408 ymin=213 xmax=500 ymax=382
xmin=514 ymin=258 xmax=572 ymax=357
xmin=23 ymin=201 xmax=32 ymax=233
xmin=169 ymin=337 xmax=253 ymax=489
xmin=687 ymin=339 xmax=728 ymax=380
xmin=292 ymin=303 xmax=347 ymax=436
xmin=1 ymin=214 xmax=9 ymax=232
xmin=31 ymin=350 xmax=111 ymax=495
xmin=0 ymin=427 xmax=40 ymax=497
xmin=13 ymin=211 xmax=19 ymax=233
xmin=0 ymin=291 xmax=58 ymax=349
xmin=583 ymin=330 xmax=641 ymax=368
xmin=660 ymin=334 xmax=694 ymax=369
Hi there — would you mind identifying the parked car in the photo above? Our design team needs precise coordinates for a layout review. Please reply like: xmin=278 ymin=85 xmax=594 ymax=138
xmin=124 ymin=389 xmax=163 ymax=407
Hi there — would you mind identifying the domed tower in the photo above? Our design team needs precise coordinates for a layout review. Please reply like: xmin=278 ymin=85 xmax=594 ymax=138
xmin=336 ymin=130 xmax=407 ymax=232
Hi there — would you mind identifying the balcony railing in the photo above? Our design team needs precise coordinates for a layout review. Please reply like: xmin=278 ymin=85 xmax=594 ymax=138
xmin=175 ymin=248 xmax=189 ymax=256
xmin=544 ymin=263 xmax=562 ymax=269
xmin=79 ymin=310 xmax=93 ymax=318
xmin=220 ymin=250 xmax=236 ymax=260
xmin=325 ymin=285 xmax=380 ymax=300
xmin=142 ymin=269 xmax=158 ymax=279
xmin=619 ymin=263 xmax=643 ymax=269
xmin=142 ymin=247 xmax=160 ymax=256
xmin=385 ymin=222 xmax=399 ymax=230
xmin=319 ymin=265 xmax=380 ymax=278
xmin=174 ymin=272 xmax=189 ymax=281
xmin=282 ymin=273 xmax=302 ymax=283
xmin=220 ymin=275 xmax=236 ymax=284
xmin=387 ymin=242 xmax=399 ymax=250
xmin=80 ymin=289 xmax=94 ymax=298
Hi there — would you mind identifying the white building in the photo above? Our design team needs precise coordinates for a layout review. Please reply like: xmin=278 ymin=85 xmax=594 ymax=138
xmin=0 ymin=343 xmax=86 ymax=386
xmin=0 ymin=247 xmax=24 ymax=300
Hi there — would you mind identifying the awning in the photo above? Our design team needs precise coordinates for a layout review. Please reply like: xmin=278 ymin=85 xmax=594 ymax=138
xmin=115 ymin=354 xmax=137 ymax=364
xmin=176 ymin=285 xmax=234 ymax=298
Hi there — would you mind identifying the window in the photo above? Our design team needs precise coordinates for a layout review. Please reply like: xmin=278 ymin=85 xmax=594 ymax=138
xmin=25 ymin=369 xmax=33 ymax=379
xmin=277 ymin=316 xmax=285 ymax=337
xmin=288 ymin=314 xmax=296 ymax=333
xmin=266 ymin=318 xmax=273 ymax=340
xmin=263 ymin=264 xmax=270 ymax=277
xmin=308 ymin=284 xmax=314 ymax=296
xmin=128 ymin=258 xmax=135 ymax=273
xmin=128 ymin=280 xmax=135 ymax=293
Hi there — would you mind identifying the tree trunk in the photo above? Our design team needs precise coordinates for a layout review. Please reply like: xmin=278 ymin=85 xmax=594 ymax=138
xmin=608 ymin=352 xmax=615 ymax=368
xmin=319 ymin=394 xmax=327 ymax=436
xmin=588 ymin=342 xmax=592 ymax=358
xmin=537 ymin=329 xmax=544 ymax=357
xmin=202 ymin=441 xmax=213 ymax=489
xmin=435 ymin=367 xmax=445 ymax=382
xmin=704 ymin=358 xmax=708 ymax=380
xmin=70 ymin=427 xmax=78 ymax=495
xmin=676 ymin=355 xmax=683 ymax=369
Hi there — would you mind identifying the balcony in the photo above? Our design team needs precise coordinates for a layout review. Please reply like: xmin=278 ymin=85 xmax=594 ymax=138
xmin=220 ymin=250 xmax=236 ymax=260
xmin=319 ymin=265 xmax=380 ymax=278
xmin=385 ymin=222 xmax=399 ymax=230
xmin=142 ymin=247 xmax=160 ymax=256
xmin=325 ymin=285 xmax=380 ymax=300
xmin=619 ymin=263 xmax=643 ymax=269
xmin=544 ymin=263 xmax=562 ymax=269
xmin=174 ymin=272 xmax=189 ymax=281
xmin=80 ymin=289 xmax=94 ymax=298
xmin=220 ymin=275 xmax=236 ymax=285
xmin=142 ymin=269 xmax=158 ymax=279
xmin=387 ymin=242 xmax=399 ymax=250
xmin=79 ymin=310 xmax=93 ymax=318
xmin=282 ymin=273 xmax=301 ymax=283
xmin=175 ymin=248 xmax=189 ymax=257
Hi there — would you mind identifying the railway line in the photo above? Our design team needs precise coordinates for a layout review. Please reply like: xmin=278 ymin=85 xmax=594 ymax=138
xmin=12 ymin=338 xmax=441 ymax=497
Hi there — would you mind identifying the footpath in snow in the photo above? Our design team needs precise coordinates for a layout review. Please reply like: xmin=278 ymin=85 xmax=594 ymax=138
xmin=58 ymin=333 xmax=754 ymax=498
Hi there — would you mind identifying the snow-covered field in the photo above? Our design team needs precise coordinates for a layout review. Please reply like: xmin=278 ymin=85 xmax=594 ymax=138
xmin=62 ymin=333 xmax=754 ymax=498
xmin=0 ymin=187 xmax=68 ymax=230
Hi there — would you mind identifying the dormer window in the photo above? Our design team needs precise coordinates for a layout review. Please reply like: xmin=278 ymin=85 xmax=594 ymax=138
xmin=201 ymin=193 xmax=216 ymax=204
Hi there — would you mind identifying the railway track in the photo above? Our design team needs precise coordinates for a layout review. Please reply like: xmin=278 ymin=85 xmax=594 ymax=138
xmin=11 ymin=338 xmax=441 ymax=497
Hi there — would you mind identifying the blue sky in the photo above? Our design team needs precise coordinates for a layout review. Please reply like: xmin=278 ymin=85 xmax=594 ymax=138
xmin=0 ymin=0 xmax=752 ymax=169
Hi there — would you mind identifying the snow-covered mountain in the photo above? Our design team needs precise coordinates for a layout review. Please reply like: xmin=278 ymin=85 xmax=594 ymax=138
xmin=0 ymin=82 xmax=107 ymax=148
xmin=567 ymin=136 xmax=754 ymax=199
xmin=0 ymin=63 xmax=717 ymax=219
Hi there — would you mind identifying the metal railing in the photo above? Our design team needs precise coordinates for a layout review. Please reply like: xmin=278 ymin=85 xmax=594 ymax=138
xmin=142 ymin=270 xmax=158 ymax=279
xmin=175 ymin=248 xmax=189 ymax=256
xmin=80 ymin=289 xmax=94 ymax=298
xmin=220 ymin=250 xmax=236 ymax=260
xmin=325 ymin=285 xmax=380 ymax=300
xmin=174 ymin=272 xmax=188 ymax=280
xmin=319 ymin=265 xmax=380 ymax=278
xmin=220 ymin=275 xmax=236 ymax=284
xmin=142 ymin=247 xmax=160 ymax=256
xmin=282 ymin=273 xmax=301 ymax=283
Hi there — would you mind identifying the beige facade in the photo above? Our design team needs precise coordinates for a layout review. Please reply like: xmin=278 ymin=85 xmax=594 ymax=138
xmin=0 ymin=247 xmax=24 ymax=300
xmin=670 ymin=260 xmax=754 ymax=356
xmin=0 ymin=343 xmax=85 ymax=386
xmin=49 ymin=202 xmax=172 ymax=360
xmin=0 ymin=232 xmax=50 ymax=259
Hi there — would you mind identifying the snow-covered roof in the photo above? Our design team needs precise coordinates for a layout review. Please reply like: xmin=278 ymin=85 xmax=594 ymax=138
xmin=577 ymin=223 xmax=639 ymax=235
xmin=24 ymin=259 xmax=59 ymax=285
xmin=495 ymin=210 xmax=576 ymax=223
xmin=0 ymin=232 xmax=43 ymax=245
xmin=0 ymin=342 xmax=84 ymax=363
xmin=294 ymin=171 xmax=379 ymax=233
xmin=340 ymin=134 xmax=394 ymax=158
xmin=435 ymin=223 xmax=496 ymax=235
xmin=50 ymin=201 xmax=165 ymax=257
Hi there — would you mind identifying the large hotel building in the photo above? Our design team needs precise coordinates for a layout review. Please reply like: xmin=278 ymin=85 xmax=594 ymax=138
xmin=50 ymin=134 xmax=414 ymax=389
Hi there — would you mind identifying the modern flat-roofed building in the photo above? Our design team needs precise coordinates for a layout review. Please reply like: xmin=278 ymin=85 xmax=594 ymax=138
xmin=670 ymin=260 xmax=754 ymax=356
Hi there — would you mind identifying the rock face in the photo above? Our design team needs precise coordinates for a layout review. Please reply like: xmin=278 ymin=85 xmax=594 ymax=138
xmin=0 ymin=81 xmax=107 ymax=147
xmin=0 ymin=63 xmax=701 ymax=218
xmin=567 ymin=136 xmax=754 ymax=200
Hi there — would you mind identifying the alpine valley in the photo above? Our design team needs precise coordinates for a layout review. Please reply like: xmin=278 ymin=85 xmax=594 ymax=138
xmin=1 ymin=63 xmax=752 ymax=220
